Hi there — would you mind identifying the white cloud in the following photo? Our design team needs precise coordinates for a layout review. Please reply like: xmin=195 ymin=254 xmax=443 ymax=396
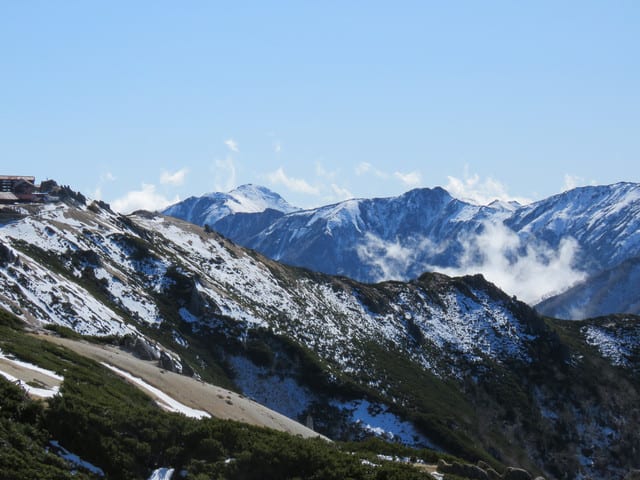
xmin=90 ymin=172 xmax=117 ymax=200
xmin=266 ymin=167 xmax=320 ymax=195
xmin=431 ymin=221 xmax=587 ymax=304
xmin=355 ymin=220 xmax=586 ymax=305
xmin=561 ymin=174 xmax=596 ymax=192
xmin=356 ymin=163 xmax=419 ymax=186
xmin=445 ymin=166 xmax=532 ymax=205
xmin=394 ymin=171 xmax=422 ymax=187
xmin=111 ymin=184 xmax=179 ymax=214
xmin=160 ymin=168 xmax=189 ymax=186
xmin=356 ymin=233 xmax=444 ymax=281
xmin=355 ymin=162 xmax=388 ymax=179
xmin=224 ymin=138 xmax=239 ymax=152
xmin=274 ymin=141 xmax=282 ymax=153
xmin=315 ymin=162 xmax=332 ymax=180
xmin=213 ymin=156 xmax=237 ymax=192
xmin=330 ymin=183 xmax=354 ymax=201
xmin=355 ymin=162 xmax=371 ymax=175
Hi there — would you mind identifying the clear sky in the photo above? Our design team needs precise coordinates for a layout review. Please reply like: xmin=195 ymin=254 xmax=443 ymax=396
xmin=1 ymin=1 xmax=638 ymax=212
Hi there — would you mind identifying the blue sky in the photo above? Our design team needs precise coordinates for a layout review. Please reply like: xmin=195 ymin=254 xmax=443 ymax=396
xmin=1 ymin=1 xmax=638 ymax=212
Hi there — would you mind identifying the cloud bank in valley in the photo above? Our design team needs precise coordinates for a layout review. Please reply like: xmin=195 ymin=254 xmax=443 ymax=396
xmin=357 ymin=221 xmax=587 ymax=305
xmin=356 ymin=234 xmax=447 ymax=282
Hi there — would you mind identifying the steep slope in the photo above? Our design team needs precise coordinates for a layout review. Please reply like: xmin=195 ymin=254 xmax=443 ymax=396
xmin=163 ymin=184 xmax=298 ymax=227
xmin=537 ymin=256 xmax=640 ymax=319
xmin=2 ymin=193 xmax=640 ymax=478
xmin=0 ymin=313 xmax=431 ymax=480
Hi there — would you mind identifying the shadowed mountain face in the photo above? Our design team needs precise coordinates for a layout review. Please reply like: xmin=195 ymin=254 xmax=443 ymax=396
xmin=165 ymin=182 xmax=640 ymax=314
xmin=2 ymin=190 xmax=640 ymax=478
xmin=536 ymin=256 xmax=640 ymax=319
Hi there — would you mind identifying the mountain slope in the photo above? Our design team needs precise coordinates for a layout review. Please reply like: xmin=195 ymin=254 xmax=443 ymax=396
xmin=0 ymin=312 xmax=431 ymax=480
xmin=536 ymin=256 xmax=640 ymax=319
xmin=2 ymin=191 xmax=640 ymax=478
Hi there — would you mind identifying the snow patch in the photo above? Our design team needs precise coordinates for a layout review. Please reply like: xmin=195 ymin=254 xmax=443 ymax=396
xmin=332 ymin=399 xmax=440 ymax=449
xmin=148 ymin=467 xmax=175 ymax=480
xmin=49 ymin=440 xmax=105 ymax=477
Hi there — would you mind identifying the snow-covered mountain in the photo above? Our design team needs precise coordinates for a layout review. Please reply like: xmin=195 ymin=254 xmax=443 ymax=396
xmin=3 ymin=185 xmax=640 ymax=478
xmin=166 ymin=182 xmax=640 ymax=315
xmin=163 ymin=184 xmax=299 ymax=227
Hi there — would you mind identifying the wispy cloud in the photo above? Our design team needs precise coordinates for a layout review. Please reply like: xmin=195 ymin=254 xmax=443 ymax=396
xmin=111 ymin=184 xmax=179 ymax=214
xmin=91 ymin=171 xmax=117 ymax=200
xmin=431 ymin=221 xmax=587 ymax=304
xmin=355 ymin=162 xmax=388 ymax=179
xmin=224 ymin=138 xmax=239 ymax=152
xmin=213 ymin=157 xmax=237 ymax=192
xmin=355 ymin=162 xmax=371 ymax=176
xmin=356 ymin=233 xmax=444 ymax=281
xmin=394 ymin=171 xmax=421 ymax=187
xmin=316 ymin=162 xmax=338 ymax=180
xmin=267 ymin=167 xmax=320 ymax=195
xmin=273 ymin=140 xmax=282 ymax=153
xmin=445 ymin=166 xmax=532 ymax=205
xmin=160 ymin=168 xmax=189 ymax=186
xmin=355 ymin=220 xmax=586 ymax=304
xmin=356 ymin=162 xmax=421 ymax=188
xmin=330 ymin=183 xmax=354 ymax=201
xmin=561 ymin=174 xmax=596 ymax=192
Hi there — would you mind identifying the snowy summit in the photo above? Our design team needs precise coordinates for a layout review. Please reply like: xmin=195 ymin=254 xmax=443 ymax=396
xmin=163 ymin=184 xmax=299 ymax=228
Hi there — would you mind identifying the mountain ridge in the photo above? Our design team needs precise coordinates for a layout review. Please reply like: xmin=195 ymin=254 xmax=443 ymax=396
xmin=164 ymin=182 xmax=640 ymax=315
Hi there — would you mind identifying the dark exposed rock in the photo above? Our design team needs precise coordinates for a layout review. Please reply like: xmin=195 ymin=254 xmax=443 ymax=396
xmin=438 ymin=459 xmax=490 ymax=480
xmin=503 ymin=467 xmax=532 ymax=480
xmin=122 ymin=335 xmax=160 ymax=361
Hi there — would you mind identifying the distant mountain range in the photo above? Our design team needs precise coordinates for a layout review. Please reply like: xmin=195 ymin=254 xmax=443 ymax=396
xmin=3 ymin=184 xmax=640 ymax=478
xmin=164 ymin=182 xmax=640 ymax=319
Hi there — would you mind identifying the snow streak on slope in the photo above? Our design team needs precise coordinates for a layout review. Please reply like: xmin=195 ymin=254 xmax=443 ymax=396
xmin=102 ymin=363 xmax=211 ymax=419
xmin=0 ymin=349 xmax=62 ymax=398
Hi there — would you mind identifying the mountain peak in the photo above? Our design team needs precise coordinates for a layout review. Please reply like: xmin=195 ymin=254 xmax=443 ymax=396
xmin=163 ymin=184 xmax=298 ymax=227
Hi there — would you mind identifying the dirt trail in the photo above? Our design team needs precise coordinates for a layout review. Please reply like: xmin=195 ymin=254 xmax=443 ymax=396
xmin=36 ymin=334 xmax=325 ymax=440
